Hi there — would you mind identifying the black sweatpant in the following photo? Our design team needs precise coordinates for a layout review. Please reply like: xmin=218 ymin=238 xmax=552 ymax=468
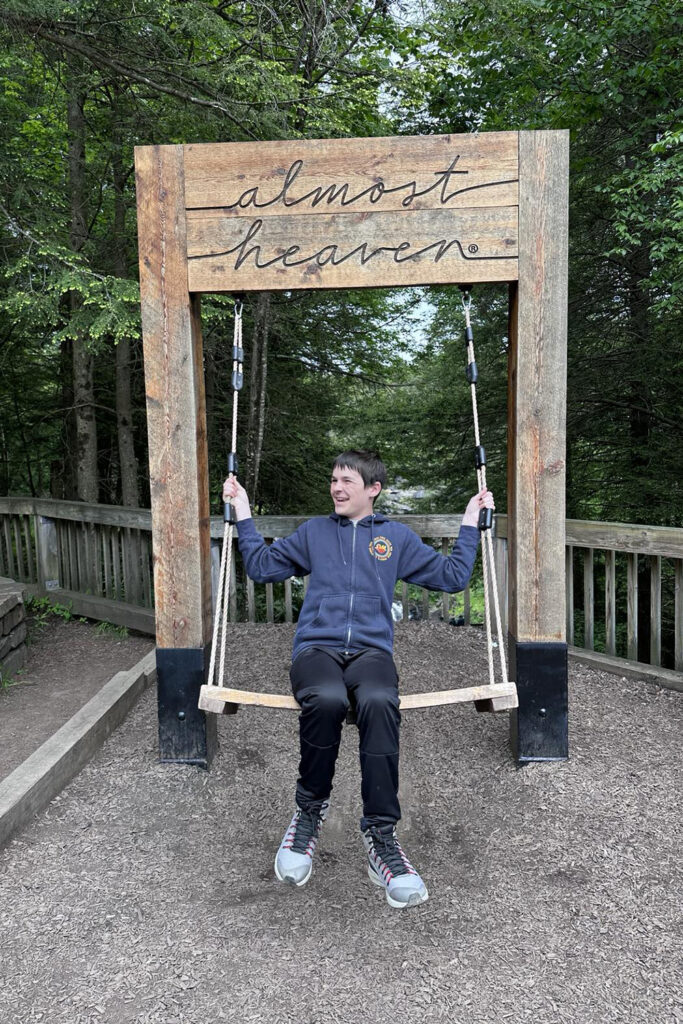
xmin=289 ymin=645 xmax=401 ymax=830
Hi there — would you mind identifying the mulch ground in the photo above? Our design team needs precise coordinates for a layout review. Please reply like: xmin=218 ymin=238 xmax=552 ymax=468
xmin=0 ymin=615 xmax=153 ymax=781
xmin=0 ymin=621 xmax=681 ymax=1024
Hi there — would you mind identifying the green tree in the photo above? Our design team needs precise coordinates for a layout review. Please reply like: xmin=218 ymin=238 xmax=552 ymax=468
xmin=417 ymin=0 xmax=683 ymax=526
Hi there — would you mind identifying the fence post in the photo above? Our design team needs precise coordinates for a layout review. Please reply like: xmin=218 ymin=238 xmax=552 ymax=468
xmin=492 ymin=533 xmax=508 ymax=642
xmin=210 ymin=537 xmax=221 ymax=618
xmin=35 ymin=515 xmax=60 ymax=591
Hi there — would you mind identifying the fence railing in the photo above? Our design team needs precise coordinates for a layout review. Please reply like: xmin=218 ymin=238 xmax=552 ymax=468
xmin=1 ymin=498 xmax=681 ymax=687
xmin=0 ymin=498 xmax=155 ymax=632
xmin=494 ymin=516 xmax=683 ymax=684
xmin=216 ymin=512 xmax=480 ymax=628
xmin=0 ymin=500 xmax=479 ymax=635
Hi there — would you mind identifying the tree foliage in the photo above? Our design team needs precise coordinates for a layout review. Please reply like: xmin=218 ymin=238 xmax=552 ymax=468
xmin=0 ymin=0 xmax=680 ymax=531
xmin=378 ymin=0 xmax=683 ymax=525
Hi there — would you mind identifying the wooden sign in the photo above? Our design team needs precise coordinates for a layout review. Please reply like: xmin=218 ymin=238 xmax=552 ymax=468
xmin=183 ymin=133 xmax=519 ymax=291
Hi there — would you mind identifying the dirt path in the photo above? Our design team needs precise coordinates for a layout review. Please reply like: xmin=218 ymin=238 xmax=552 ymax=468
xmin=0 ymin=614 xmax=153 ymax=781
xmin=1 ymin=622 xmax=682 ymax=1024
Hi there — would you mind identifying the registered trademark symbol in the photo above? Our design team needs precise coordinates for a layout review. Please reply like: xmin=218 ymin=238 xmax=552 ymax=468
xmin=468 ymin=243 xmax=479 ymax=254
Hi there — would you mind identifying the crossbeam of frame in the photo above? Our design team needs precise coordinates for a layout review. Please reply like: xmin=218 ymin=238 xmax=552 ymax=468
xmin=134 ymin=130 xmax=569 ymax=768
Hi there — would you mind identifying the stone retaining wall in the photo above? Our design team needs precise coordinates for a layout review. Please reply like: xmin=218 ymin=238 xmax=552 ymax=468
xmin=0 ymin=578 xmax=27 ymax=678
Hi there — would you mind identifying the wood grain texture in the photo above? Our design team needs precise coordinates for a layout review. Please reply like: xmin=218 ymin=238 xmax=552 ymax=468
xmin=583 ymin=548 xmax=594 ymax=651
xmin=208 ymin=512 xmax=467 ymax=540
xmin=186 ymin=205 xmax=518 ymax=292
xmin=507 ymin=130 xmax=569 ymax=642
xmin=22 ymin=583 xmax=155 ymax=634
xmin=184 ymin=132 xmax=518 ymax=214
xmin=565 ymin=545 xmax=574 ymax=644
xmin=569 ymin=646 xmax=683 ymax=692
xmin=650 ymin=555 xmax=661 ymax=667
xmin=198 ymin=680 xmax=517 ymax=713
xmin=0 ymin=497 xmax=153 ymax=529
xmin=180 ymin=133 xmax=519 ymax=290
xmin=564 ymin=520 xmax=683 ymax=559
xmin=605 ymin=549 xmax=616 ymax=656
xmin=35 ymin=516 xmax=59 ymax=589
xmin=627 ymin=552 xmax=639 ymax=661
xmin=134 ymin=144 xmax=212 ymax=649
xmin=458 ymin=512 xmax=683 ymax=559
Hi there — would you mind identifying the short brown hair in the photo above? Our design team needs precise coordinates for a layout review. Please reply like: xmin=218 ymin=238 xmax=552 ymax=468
xmin=333 ymin=450 xmax=387 ymax=489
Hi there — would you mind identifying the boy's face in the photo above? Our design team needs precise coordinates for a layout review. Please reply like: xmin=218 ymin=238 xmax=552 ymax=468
xmin=330 ymin=466 xmax=382 ymax=520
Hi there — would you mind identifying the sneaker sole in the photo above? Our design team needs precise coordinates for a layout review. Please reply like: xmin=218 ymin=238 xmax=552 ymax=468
xmin=274 ymin=854 xmax=313 ymax=887
xmin=367 ymin=864 xmax=429 ymax=909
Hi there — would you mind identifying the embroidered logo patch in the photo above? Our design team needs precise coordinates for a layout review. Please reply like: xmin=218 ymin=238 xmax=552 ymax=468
xmin=369 ymin=536 xmax=393 ymax=561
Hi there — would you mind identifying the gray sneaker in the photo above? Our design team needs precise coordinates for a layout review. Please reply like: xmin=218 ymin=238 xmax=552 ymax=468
xmin=362 ymin=824 xmax=429 ymax=908
xmin=274 ymin=800 xmax=330 ymax=886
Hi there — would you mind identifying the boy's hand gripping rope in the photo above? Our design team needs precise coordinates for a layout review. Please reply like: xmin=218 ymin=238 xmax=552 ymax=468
xmin=461 ymin=287 xmax=509 ymax=692
xmin=208 ymin=301 xmax=243 ymax=690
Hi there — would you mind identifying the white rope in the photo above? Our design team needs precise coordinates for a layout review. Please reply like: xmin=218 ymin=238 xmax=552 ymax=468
xmin=207 ymin=519 xmax=230 ymax=688
xmin=208 ymin=303 xmax=243 ymax=689
xmin=462 ymin=292 xmax=509 ymax=688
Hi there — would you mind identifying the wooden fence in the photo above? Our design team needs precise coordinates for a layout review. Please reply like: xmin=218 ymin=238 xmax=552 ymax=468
xmin=1 ymin=498 xmax=681 ymax=688
xmin=495 ymin=516 xmax=683 ymax=687
xmin=212 ymin=512 xmax=481 ymax=630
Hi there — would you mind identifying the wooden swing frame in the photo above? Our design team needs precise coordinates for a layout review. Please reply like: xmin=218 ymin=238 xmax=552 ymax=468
xmin=134 ymin=130 xmax=569 ymax=765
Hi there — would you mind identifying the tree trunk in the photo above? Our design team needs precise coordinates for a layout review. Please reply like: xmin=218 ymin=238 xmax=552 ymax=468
xmin=67 ymin=60 xmax=98 ymax=502
xmin=245 ymin=292 xmax=270 ymax=503
xmin=111 ymin=89 xmax=140 ymax=508
xmin=58 ymin=338 xmax=76 ymax=499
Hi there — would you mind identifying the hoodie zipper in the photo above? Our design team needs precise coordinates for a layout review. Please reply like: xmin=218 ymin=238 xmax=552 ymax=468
xmin=345 ymin=522 xmax=357 ymax=650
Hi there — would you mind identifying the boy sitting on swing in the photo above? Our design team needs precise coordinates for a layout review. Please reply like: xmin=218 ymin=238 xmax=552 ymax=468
xmin=223 ymin=449 xmax=493 ymax=909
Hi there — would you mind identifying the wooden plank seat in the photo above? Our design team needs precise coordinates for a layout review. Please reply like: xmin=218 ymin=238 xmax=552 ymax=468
xmin=198 ymin=681 xmax=518 ymax=717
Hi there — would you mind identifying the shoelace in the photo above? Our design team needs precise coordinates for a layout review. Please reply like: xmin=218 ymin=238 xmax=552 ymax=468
xmin=290 ymin=806 xmax=324 ymax=854
xmin=368 ymin=826 xmax=410 ymax=877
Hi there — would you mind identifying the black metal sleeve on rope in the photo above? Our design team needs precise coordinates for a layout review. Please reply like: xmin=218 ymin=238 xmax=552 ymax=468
xmin=227 ymin=452 xmax=238 ymax=475
xmin=232 ymin=354 xmax=244 ymax=391
xmin=466 ymin=361 xmax=478 ymax=384
xmin=478 ymin=507 xmax=493 ymax=531
xmin=474 ymin=445 xmax=486 ymax=468
xmin=464 ymin=325 xmax=474 ymax=344
xmin=224 ymin=500 xmax=237 ymax=524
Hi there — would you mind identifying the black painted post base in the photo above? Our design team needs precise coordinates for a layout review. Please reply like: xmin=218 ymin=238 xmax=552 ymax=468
xmin=156 ymin=646 xmax=217 ymax=768
xmin=509 ymin=637 xmax=568 ymax=763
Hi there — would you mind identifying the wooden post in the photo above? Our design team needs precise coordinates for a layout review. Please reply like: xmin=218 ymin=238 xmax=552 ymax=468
xmin=507 ymin=130 xmax=569 ymax=762
xmin=35 ymin=516 xmax=60 ymax=591
xmin=650 ymin=555 xmax=661 ymax=667
xmin=135 ymin=144 xmax=216 ymax=767
xmin=565 ymin=545 xmax=574 ymax=645
xmin=492 ymin=534 xmax=509 ymax=641
xmin=675 ymin=559 xmax=683 ymax=673
xmin=627 ymin=552 xmax=639 ymax=661
xmin=605 ymin=549 xmax=616 ymax=656
xmin=210 ymin=538 xmax=221 ymax=618
xmin=583 ymin=549 xmax=594 ymax=651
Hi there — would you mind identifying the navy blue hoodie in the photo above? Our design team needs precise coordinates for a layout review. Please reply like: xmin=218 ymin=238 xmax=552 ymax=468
xmin=237 ymin=512 xmax=480 ymax=659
